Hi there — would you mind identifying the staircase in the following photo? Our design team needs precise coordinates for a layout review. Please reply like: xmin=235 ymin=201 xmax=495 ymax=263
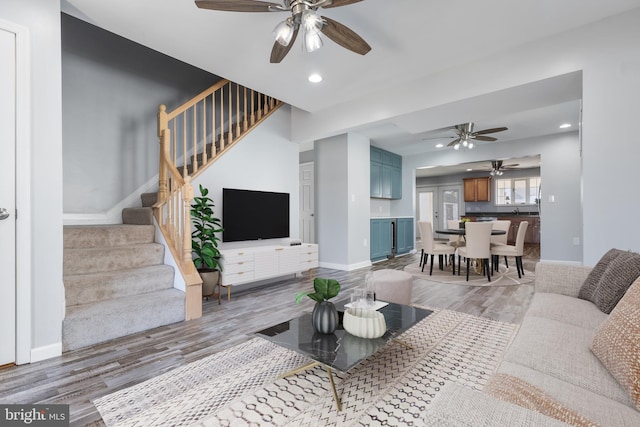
xmin=62 ymin=79 xmax=281 ymax=350
xmin=62 ymin=194 xmax=183 ymax=351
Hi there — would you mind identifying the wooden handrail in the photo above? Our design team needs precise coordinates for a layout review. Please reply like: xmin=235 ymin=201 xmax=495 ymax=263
xmin=154 ymin=79 xmax=283 ymax=320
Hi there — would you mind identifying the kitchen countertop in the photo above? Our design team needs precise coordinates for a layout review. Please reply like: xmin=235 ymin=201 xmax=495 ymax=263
xmin=464 ymin=212 xmax=539 ymax=217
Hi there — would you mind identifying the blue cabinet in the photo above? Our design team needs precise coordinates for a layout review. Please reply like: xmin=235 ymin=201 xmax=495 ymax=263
xmin=396 ymin=218 xmax=414 ymax=255
xmin=371 ymin=147 xmax=402 ymax=199
xmin=370 ymin=219 xmax=392 ymax=261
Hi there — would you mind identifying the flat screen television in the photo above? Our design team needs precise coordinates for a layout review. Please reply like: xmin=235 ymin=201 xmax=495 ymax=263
xmin=222 ymin=188 xmax=290 ymax=242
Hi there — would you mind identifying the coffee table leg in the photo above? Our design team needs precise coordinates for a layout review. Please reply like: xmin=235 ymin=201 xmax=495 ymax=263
xmin=326 ymin=367 xmax=342 ymax=412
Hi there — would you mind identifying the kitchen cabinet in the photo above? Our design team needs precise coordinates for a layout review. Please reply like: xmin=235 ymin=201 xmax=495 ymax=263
xmin=371 ymin=147 xmax=402 ymax=199
xmin=463 ymin=177 xmax=491 ymax=202
xmin=396 ymin=218 xmax=414 ymax=255
xmin=370 ymin=219 xmax=392 ymax=260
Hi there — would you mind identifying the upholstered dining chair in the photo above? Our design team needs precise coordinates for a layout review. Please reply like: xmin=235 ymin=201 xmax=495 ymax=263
xmin=491 ymin=221 xmax=529 ymax=278
xmin=417 ymin=221 xmax=457 ymax=275
xmin=490 ymin=220 xmax=511 ymax=247
xmin=457 ymin=221 xmax=493 ymax=282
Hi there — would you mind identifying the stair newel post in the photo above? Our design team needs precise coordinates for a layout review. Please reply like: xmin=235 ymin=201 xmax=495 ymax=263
xmin=228 ymin=81 xmax=233 ymax=143
xmin=243 ymin=86 xmax=248 ymax=132
xmin=235 ymin=82 xmax=241 ymax=137
xmin=157 ymin=105 xmax=168 ymax=206
xmin=182 ymin=175 xmax=194 ymax=267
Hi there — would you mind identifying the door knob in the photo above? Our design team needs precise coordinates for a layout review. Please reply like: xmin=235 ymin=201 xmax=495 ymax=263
xmin=0 ymin=208 xmax=10 ymax=220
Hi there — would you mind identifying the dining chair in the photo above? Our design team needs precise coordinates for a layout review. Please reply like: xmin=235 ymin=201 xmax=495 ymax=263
xmin=457 ymin=221 xmax=493 ymax=282
xmin=417 ymin=221 xmax=456 ymax=275
xmin=490 ymin=220 xmax=510 ymax=247
xmin=491 ymin=221 xmax=529 ymax=278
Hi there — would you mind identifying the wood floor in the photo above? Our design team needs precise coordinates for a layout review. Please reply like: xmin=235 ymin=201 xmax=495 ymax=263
xmin=0 ymin=250 xmax=537 ymax=426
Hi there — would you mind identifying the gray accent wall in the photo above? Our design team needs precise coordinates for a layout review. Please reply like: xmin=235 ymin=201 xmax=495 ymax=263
xmin=315 ymin=133 xmax=371 ymax=270
xmin=61 ymin=14 xmax=220 ymax=213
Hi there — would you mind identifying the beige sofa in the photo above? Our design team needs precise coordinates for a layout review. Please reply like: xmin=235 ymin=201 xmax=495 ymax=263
xmin=425 ymin=262 xmax=640 ymax=426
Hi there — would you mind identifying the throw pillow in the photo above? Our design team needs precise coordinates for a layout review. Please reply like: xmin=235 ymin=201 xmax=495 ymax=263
xmin=592 ymin=251 xmax=640 ymax=314
xmin=484 ymin=373 xmax=601 ymax=427
xmin=591 ymin=277 xmax=640 ymax=411
xmin=578 ymin=248 xmax=623 ymax=301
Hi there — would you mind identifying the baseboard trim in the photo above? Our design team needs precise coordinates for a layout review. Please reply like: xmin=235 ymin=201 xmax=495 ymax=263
xmin=319 ymin=260 xmax=372 ymax=272
xmin=30 ymin=342 xmax=62 ymax=363
xmin=538 ymin=259 xmax=583 ymax=266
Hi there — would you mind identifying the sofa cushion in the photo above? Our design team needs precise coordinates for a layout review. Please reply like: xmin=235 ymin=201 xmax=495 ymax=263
xmin=484 ymin=373 xmax=600 ymax=427
xmin=591 ymin=277 xmax=640 ymax=411
xmin=498 ymin=361 xmax=640 ymax=427
xmin=591 ymin=251 xmax=640 ymax=314
xmin=526 ymin=292 xmax=607 ymax=330
xmin=503 ymin=316 xmax=631 ymax=405
xmin=578 ymin=248 xmax=623 ymax=301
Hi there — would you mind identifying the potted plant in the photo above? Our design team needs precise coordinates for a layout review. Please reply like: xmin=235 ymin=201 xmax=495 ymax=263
xmin=191 ymin=184 xmax=223 ymax=298
xmin=295 ymin=278 xmax=341 ymax=334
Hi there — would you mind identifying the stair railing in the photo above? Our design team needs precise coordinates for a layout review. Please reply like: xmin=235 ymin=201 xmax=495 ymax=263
xmin=155 ymin=79 xmax=281 ymax=319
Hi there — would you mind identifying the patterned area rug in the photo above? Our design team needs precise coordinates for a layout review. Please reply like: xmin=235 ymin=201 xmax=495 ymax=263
xmin=404 ymin=262 xmax=535 ymax=286
xmin=93 ymin=309 xmax=519 ymax=426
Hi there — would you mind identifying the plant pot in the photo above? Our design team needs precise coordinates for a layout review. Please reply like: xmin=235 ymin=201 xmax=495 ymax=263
xmin=311 ymin=301 xmax=338 ymax=334
xmin=199 ymin=269 xmax=220 ymax=297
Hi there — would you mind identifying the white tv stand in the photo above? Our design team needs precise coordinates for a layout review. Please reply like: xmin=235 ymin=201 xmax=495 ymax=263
xmin=220 ymin=243 xmax=319 ymax=301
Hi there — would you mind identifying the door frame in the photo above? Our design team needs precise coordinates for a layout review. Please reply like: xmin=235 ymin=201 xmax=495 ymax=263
xmin=1 ymin=18 xmax=32 ymax=365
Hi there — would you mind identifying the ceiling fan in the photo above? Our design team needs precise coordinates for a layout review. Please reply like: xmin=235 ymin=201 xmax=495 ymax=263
xmin=447 ymin=122 xmax=508 ymax=150
xmin=487 ymin=160 xmax=519 ymax=176
xmin=195 ymin=0 xmax=371 ymax=63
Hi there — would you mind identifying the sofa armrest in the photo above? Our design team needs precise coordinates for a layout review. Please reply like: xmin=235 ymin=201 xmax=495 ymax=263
xmin=423 ymin=383 xmax=568 ymax=427
xmin=534 ymin=262 xmax=592 ymax=297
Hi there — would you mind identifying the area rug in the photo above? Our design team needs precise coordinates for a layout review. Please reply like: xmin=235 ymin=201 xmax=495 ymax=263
xmin=404 ymin=262 xmax=534 ymax=286
xmin=93 ymin=308 xmax=519 ymax=426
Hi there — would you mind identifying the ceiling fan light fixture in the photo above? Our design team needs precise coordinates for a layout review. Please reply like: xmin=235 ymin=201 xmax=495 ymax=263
xmin=301 ymin=10 xmax=324 ymax=34
xmin=303 ymin=31 xmax=323 ymax=53
xmin=467 ymin=141 xmax=474 ymax=149
xmin=273 ymin=18 xmax=294 ymax=46
xmin=453 ymin=143 xmax=460 ymax=150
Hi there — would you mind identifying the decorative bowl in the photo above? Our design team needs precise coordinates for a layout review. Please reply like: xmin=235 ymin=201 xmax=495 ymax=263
xmin=343 ymin=308 xmax=387 ymax=339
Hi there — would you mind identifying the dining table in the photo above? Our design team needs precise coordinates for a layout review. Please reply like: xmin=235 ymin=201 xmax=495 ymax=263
xmin=435 ymin=228 xmax=507 ymax=274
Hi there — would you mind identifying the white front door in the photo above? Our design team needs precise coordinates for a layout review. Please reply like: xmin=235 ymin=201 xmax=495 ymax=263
xmin=299 ymin=162 xmax=315 ymax=243
xmin=0 ymin=27 xmax=17 ymax=366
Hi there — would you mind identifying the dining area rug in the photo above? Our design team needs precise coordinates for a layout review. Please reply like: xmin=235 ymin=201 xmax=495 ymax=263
xmin=92 ymin=308 xmax=519 ymax=426
xmin=403 ymin=261 xmax=535 ymax=286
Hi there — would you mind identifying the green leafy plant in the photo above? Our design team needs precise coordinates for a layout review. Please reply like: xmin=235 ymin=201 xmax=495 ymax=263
xmin=295 ymin=278 xmax=341 ymax=304
xmin=191 ymin=184 xmax=223 ymax=271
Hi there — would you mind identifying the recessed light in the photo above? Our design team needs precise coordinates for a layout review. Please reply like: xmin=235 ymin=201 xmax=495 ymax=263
xmin=466 ymin=168 xmax=473 ymax=172
xmin=559 ymin=123 xmax=572 ymax=129
xmin=435 ymin=143 xmax=444 ymax=148
xmin=308 ymin=73 xmax=322 ymax=83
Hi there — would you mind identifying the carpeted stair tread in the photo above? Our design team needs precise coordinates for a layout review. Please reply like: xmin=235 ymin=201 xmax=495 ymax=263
xmin=64 ymin=264 xmax=175 ymax=306
xmin=64 ymin=224 xmax=155 ymax=249
xmin=141 ymin=192 xmax=158 ymax=208
xmin=122 ymin=207 xmax=154 ymax=225
xmin=62 ymin=288 xmax=185 ymax=351
xmin=64 ymin=243 xmax=164 ymax=276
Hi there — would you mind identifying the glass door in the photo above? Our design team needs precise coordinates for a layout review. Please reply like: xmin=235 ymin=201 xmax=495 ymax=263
xmin=416 ymin=187 xmax=436 ymax=240
xmin=439 ymin=185 xmax=462 ymax=231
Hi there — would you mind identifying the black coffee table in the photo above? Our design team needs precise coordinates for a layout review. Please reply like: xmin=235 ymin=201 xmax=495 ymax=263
xmin=256 ymin=302 xmax=432 ymax=410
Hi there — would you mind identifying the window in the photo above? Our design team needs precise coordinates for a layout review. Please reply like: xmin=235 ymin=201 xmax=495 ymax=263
xmin=495 ymin=177 xmax=541 ymax=205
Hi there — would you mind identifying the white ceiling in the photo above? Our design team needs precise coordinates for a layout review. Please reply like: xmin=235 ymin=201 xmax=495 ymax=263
xmin=61 ymin=0 xmax=639 ymax=174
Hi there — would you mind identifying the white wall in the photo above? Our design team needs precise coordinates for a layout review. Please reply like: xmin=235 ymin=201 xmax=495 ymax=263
xmin=2 ymin=0 xmax=64 ymax=361
xmin=291 ymin=9 xmax=640 ymax=265
xmin=346 ymin=133 xmax=372 ymax=267
xmin=193 ymin=106 xmax=300 ymax=250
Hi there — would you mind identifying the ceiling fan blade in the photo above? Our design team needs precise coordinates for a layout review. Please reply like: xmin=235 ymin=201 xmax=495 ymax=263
xmin=320 ymin=16 xmax=371 ymax=55
xmin=473 ymin=127 xmax=508 ymax=135
xmin=322 ymin=0 xmax=363 ymax=8
xmin=270 ymin=26 xmax=298 ymax=63
xmin=447 ymin=138 xmax=461 ymax=147
xmin=473 ymin=135 xmax=497 ymax=141
xmin=195 ymin=0 xmax=281 ymax=12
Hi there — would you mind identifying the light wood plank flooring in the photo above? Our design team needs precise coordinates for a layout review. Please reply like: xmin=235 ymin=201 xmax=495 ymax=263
xmin=0 ymin=250 xmax=537 ymax=426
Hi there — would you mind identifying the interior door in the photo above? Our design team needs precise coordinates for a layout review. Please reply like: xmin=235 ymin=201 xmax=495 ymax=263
xmin=299 ymin=162 xmax=315 ymax=243
xmin=416 ymin=187 xmax=437 ymax=239
xmin=0 ymin=27 xmax=16 ymax=366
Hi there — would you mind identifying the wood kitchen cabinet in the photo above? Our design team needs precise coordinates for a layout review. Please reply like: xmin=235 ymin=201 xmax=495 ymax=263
xmin=503 ymin=216 xmax=540 ymax=244
xmin=463 ymin=177 xmax=491 ymax=202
